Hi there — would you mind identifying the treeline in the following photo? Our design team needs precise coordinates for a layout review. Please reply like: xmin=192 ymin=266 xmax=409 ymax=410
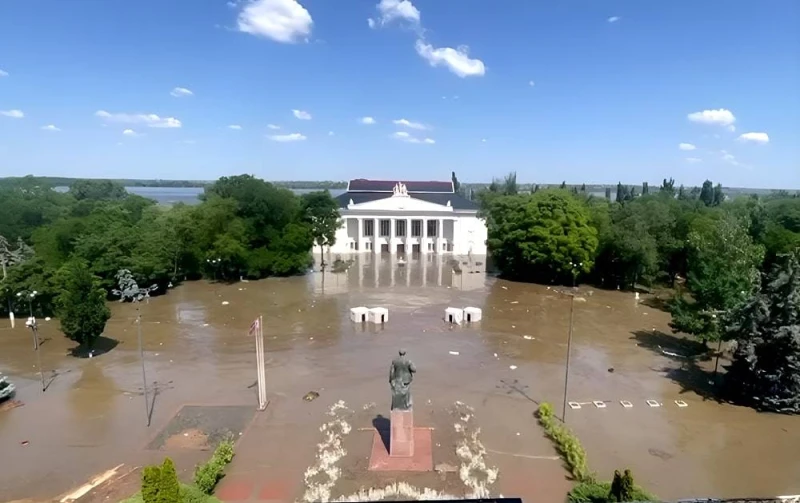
xmin=0 ymin=176 xmax=209 ymax=188
xmin=0 ymin=176 xmax=350 ymax=191
xmin=480 ymin=174 xmax=800 ymax=413
xmin=0 ymin=175 xmax=340 ymax=318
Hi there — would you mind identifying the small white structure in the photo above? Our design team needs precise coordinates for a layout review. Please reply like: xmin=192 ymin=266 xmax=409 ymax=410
xmin=368 ymin=307 xmax=389 ymax=324
xmin=350 ymin=306 xmax=369 ymax=323
xmin=445 ymin=307 xmax=464 ymax=325
xmin=463 ymin=306 xmax=483 ymax=323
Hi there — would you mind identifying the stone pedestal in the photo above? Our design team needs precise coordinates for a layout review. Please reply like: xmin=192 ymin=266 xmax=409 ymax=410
xmin=389 ymin=409 xmax=414 ymax=457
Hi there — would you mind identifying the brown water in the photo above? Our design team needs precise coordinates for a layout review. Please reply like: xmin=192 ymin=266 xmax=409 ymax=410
xmin=0 ymin=254 xmax=798 ymax=501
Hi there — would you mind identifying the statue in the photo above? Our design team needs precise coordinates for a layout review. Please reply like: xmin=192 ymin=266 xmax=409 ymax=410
xmin=392 ymin=182 xmax=409 ymax=197
xmin=389 ymin=349 xmax=416 ymax=410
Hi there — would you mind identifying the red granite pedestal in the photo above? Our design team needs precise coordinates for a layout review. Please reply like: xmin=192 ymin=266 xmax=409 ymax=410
xmin=368 ymin=409 xmax=433 ymax=472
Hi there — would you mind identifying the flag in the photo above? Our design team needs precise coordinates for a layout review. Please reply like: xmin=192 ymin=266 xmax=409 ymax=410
xmin=249 ymin=317 xmax=259 ymax=336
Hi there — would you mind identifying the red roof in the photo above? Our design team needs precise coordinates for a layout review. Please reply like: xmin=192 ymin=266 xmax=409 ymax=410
xmin=347 ymin=179 xmax=454 ymax=193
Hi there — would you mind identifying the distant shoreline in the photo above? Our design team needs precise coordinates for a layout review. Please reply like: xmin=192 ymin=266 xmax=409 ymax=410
xmin=0 ymin=176 xmax=796 ymax=194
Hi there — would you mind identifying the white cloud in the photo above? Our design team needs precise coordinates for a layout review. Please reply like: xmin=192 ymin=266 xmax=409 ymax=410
xmin=1 ymin=109 xmax=24 ymax=118
xmin=369 ymin=0 xmax=420 ymax=28
xmin=481 ymin=138 xmax=487 ymax=143
xmin=0 ymin=69 xmax=8 ymax=77
xmin=738 ymin=132 xmax=770 ymax=144
xmin=685 ymin=157 xmax=702 ymax=163
xmin=678 ymin=143 xmax=696 ymax=151
xmin=122 ymin=129 xmax=138 ymax=136
xmin=228 ymin=124 xmax=243 ymax=130
xmin=393 ymin=118 xmax=427 ymax=130
xmin=170 ymin=87 xmax=193 ymax=97
xmin=95 ymin=110 xmax=182 ymax=128
xmin=292 ymin=109 xmax=312 ymax=120
xmin=528 ymin=80 xmax=535 ymax=87
xmin=268 ymin=132 xmax=306 ymax=142
xmin=267 ymin=123 xmax=281 ymax=129
xmin=607 ymin=16 xmax=621 ymax=23
xmin=727 ymin=124 xmax=736 ymax=132
xmin=415 ymin=40 xmax=486 ymax=78
xmin=720 ymin=150 xmax=740 ymax=166
xmin=687 ymin=108 xmax=736 ymax=127
xmin=41 ymin=124 xmax=60 ymax=132
xmin=360 ymin=116 xmax=376 ymax=125
xmin=390 ymin=131 xmax=434 ymax=144
xmin=237 ymin=0 xmax=313 ymax=44
xmin=328 ymin=131 xmax=334 ymax=136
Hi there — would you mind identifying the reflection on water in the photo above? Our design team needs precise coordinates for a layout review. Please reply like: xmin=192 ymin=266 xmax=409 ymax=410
xmin=312 ymin=253 xmax=488 ymax=293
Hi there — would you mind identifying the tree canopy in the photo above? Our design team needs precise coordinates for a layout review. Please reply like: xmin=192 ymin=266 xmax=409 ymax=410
xmin=723 ymin=251 xmax=800 ymax=413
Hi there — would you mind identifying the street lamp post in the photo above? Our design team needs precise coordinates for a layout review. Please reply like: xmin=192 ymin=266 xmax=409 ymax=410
xmin=24 ymin=316 xmax=46 ymax=392
xmin=16 ymin=290 xmax=39 ymax=350
xmin=112 ymin=269 xmax=158 ymax=427
xmin=560 ymin=261 xmax=582 ymax=423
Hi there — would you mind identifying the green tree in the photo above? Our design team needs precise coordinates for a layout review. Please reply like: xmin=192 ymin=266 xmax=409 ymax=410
xmin=158 ymin=458 xmax=180 ymax=503
xmin=724 ymin=251 xmax=800 ymax=414
xmin=699 ymin=179 xmax=714 ymax=207
xmin=69 ymin=179 xmax=128 ymax=201
xmin=660 ymin=177 xmax=675 ymax=196
xmin=56 ymin=260 xmax=111 ymax=349
xmin=669 ymin=213 xmax=764 ymax=345
xmin=485 ymin=190 xmax=598 ymax=283
xmin=451 ymin=171 xmax=460 ymax=194
xmin=300 ymin=191 xmax=341 ymax=270
xmin=141 ymin=465 xmax=162 ymax=503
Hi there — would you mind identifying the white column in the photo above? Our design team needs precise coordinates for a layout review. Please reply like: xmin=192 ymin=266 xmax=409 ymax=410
xmin=422 ymin=217 xmax=429 ymax=253
xmin=406 ymin=217 xmax=412 ymax=255
xmin=357 ymin=217 xmax=364 ymax=253
xmin=373 ymin=217 xmax=379 ymax=254
xmin=437 ymin=254 xmax=443 ymax=285
xmin=390 ymin=219 xmax=397 ymax=253
xmin=438 ymin=218 xmax=444 ymax=254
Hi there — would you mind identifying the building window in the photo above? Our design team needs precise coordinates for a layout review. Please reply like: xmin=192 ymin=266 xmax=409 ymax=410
xmin=411 ymin=220 xmax=422 ymax=237
xmin=427 ymin=242 xmax=434 ymax=251
xmin=426 ymin=220 xmax=437 ymax=237
xmin=379 ymin=219 xmax=391 ymax=237
xmin=395 ymin=220 xmax=407 ymax=237
xmin=364 ymin=220 xmax=374 ymax=237
xmin=365 ymin=242 xmax=372 ymax=251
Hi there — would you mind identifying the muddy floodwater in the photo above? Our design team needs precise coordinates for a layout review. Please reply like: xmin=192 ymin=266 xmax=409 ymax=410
xmin=0 ymin=254 xmax=798 ymax=502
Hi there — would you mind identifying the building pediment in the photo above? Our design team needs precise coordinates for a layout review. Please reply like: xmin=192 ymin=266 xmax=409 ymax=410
xmin=347 ymin=195 xmax=454 ymax=212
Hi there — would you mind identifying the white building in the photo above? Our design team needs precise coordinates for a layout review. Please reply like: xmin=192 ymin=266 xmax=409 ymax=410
xmin=328 ymin=179 xmax=488 ymax=256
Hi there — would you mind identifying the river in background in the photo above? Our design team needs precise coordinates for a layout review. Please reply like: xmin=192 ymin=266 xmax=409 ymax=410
xmin=0 ymin=253 xmax=798 ymax=501
xmin=54 ymin=186 xmax=347 ymax=205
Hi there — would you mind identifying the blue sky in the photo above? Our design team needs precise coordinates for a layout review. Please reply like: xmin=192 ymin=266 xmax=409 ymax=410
xmin=0 ymin=0 xmax=798 ymax=188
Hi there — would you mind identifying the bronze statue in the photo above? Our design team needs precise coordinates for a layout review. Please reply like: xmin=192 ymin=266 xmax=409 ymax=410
xmin=389 ymin=349 xmax=416 ymax=410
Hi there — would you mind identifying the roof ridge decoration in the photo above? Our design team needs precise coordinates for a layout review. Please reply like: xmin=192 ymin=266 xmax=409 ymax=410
xmin=392 ymin=182 xmax=410 ymax=198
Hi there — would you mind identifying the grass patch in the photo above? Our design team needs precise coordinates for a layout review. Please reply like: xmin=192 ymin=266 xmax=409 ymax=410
xmin=536 ymin=403 xmax=657 ymax=502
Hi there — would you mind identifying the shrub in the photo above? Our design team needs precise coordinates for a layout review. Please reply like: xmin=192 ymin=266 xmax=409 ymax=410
xmin=194 ymin=440 xmax=235 ymax=494
xmin=120 ymin=484 xmax=222 ymax=503
xmin=536 ymin=404 xmax=656 ymax=502
xmin=536 ymin=403 xmax=591 ymax=482
xmin=141 ymin=465 xmax=162 ymax=503
xmin=159 ymin=458 xmax=181 ymax=503
xmin=568 ymin=479 xmax=656 ymax=503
